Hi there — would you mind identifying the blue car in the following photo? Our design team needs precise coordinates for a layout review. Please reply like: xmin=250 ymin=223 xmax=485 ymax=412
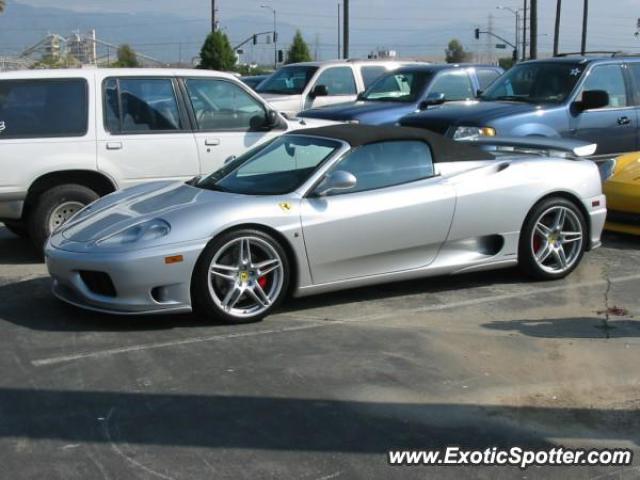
xmin=400 ymin=56 xmax=640 ymax=156
xmin=299 ymin=64 xmax=503 ymax=125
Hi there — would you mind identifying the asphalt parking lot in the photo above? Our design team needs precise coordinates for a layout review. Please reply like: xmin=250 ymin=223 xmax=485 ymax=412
xmin=0 ymin=224 xmax=639 ymax=479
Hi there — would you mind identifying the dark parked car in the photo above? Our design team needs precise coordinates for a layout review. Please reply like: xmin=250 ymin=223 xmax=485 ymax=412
xmin=240 ymin=74 xmax=270 ymax=90
xmin=299 ymin=64 xmax=503 ymax=125
xmin=400 ymin=56 xmax=640 ymax=156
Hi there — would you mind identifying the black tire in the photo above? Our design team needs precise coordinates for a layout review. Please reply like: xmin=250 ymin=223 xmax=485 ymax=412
xmin=27 ymin=184 xmax=99 ymax=253
xmin=519 ymin=196 xmax=587 ymax=280
xmin=191 ymin=228 xmax=290 ymax=324
xmin=3 ymin=220 xmax=29 ymax=238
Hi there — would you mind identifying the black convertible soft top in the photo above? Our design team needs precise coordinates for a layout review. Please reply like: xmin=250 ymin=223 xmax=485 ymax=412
xmin=290 ymin=124 xmax=494 ymax=162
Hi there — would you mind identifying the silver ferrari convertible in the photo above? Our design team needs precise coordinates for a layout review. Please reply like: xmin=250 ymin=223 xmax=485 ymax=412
xmin=45 ymin=125 xmax=607 ymax=323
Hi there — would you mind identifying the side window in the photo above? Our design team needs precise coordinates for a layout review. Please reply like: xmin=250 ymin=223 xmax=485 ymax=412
xmin=185 ymin=78 xmax=266 ymax=131
xmin=361 ymin=66 xmax=387 ymax=89
xmin=329 ymin=140 xmax=434 ymax=194
xmin=104 ymin=78 xmax=182 ymax=133
xmin=476 ymin=68 xmax=501 ymax=90
xmin=0 ymin=79 xmax=87 ymax=138
xmin=578 ymin=65 xmax=628 ymax=108
xmin=429 ymin=70 xmax=475 ymax=101
xmin=314 ymin=67 xmax=357 ymax=95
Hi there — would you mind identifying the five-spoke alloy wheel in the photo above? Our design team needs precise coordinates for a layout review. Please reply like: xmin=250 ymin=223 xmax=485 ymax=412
xmin=192 ymin=229 xmax=290 ymax=323
xmin=519 ymin=197 xmax=587 ymax=280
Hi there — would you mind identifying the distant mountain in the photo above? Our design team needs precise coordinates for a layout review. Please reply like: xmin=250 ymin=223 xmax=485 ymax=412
xmin=0 ymin=1 xmax=466 ymax=66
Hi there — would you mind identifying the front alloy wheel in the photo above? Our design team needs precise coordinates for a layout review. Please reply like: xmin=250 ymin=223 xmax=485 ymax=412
xmin=192 ymin=229 xmax=290 ymax=323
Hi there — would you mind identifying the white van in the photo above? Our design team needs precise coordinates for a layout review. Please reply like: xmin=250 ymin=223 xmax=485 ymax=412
xmin=256 ymin=59 xmax=414 ymax=117
xmin=0 ymin=68 xmax=332 ymax=249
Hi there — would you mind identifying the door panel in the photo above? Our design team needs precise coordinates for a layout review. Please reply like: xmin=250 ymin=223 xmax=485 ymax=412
xmin=300 ymin=179 xmax=456 ymax=285
xmin=570 ymin=64 xmax=636 ymax=155
xmin=97 ymin=77 xmax=199 ymax=188
xmin=183 ymin=77 xmax=282 ymax=174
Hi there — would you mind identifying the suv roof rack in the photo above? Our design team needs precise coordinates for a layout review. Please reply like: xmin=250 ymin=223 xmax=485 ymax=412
xmin=555 ymin=51 xmax=622 ymax=57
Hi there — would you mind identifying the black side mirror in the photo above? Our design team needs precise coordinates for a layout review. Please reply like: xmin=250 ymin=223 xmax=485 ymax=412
xmin=418 ymin=92 xmax=446 ymax=110
xmin=266 ymin=109 xmax=279 ymax=126
xmin=476 ymin=89 xmax=483 ymax=97
xmin=250 ymin=110 xmax=280 ymax=130
xmin=309 ymin=84 xmax=329 ymax=99
xmin=576 ymin=89 xmax=610 ymax=112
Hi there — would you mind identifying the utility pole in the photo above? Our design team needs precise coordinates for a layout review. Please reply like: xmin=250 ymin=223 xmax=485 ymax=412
xmin=337 ymin=2 xmax=341 ymax=59
xmin=343 ymin=0 xmax=349 ymax=59
xmin=522 ymin=0 xmax=527 ymax=60
xmin=553 ymin=0 xmax=561 ymax=56
xmin=261 ymin=5 xmax=277 ymax=69
xmin=211 ymin=0 xmax=217 ymax=32
xmin=581 ymin=0 xmax=589 ymax=55
xmin=530 ymin=0 xmax=537 ymax=59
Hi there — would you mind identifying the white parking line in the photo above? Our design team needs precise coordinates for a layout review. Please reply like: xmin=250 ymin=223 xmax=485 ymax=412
xmin=30 ymin=273 xmax=640 ymax=367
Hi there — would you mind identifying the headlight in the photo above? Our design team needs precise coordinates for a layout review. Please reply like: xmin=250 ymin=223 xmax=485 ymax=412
xmin=597 ymin=158 xmax=617 ymax=183
xmin=97 ymin=218 xmax=171 ymax=247
xmin=452 ymin=126 xmax=496 ymax=140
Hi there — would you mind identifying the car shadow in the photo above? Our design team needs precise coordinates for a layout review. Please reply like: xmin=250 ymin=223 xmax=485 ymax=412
xmin=482 ymin=317 xmax=640 ymax=339
xmin=1 ymin=388 xmax=639 ymax=450
xmin=601 ymin=231 xmax=640 ymax=251
xmin=0 ymin=226 xmax=41 ymax=264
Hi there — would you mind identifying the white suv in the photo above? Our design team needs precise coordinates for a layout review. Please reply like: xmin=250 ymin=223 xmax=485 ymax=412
xmin=256 ymin=59 xmax=414 ymax=117
xmin=0 ymin=68 xmax=332 ymax=250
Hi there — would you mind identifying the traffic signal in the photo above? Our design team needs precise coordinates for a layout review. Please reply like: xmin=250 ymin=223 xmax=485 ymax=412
xmin=252 ymin=34 xmax=257 ymax=45
xmin=474 ymin=28 xmax=480 ymax=40
xmin=273 ymin=32 xmax=278 ymax=42
xmin=277 ymin=50 xmax=284 ymax=63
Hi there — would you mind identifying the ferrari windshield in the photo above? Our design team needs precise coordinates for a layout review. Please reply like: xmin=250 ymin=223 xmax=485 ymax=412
xmin=481 ymin=62 xmax=584 ymax=104
xmin=197 ymin=136 xmax=341 ymax=195
xmin=256 ymin=66 xmax=319 ymax=95
xmin=361 ymin=71 xmax=433 ymax=102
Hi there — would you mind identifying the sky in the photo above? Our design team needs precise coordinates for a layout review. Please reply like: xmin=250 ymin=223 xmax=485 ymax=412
xmin=6 ymin=0 xmax=640 ymax=63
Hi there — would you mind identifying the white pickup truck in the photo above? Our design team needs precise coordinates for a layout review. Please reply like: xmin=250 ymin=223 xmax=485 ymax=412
xmin=0 ymin=68 xmax=332 ymax=250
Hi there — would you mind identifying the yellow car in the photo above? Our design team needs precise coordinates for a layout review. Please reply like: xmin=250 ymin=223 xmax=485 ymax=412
xmin=603 ymin=152 xmax=640 ymax=235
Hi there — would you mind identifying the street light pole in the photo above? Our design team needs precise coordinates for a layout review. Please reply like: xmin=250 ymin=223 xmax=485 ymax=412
xmin=522 ymin=0 xmax=527 ymax=60
xmin=497 ymin=6 xmax=520 ymax=62
xmin=261 ymin=5 xmax=277 ymax=69
xmin=581 ymin=0 xmax=589 ymax=55
xmin=337 ymin=2 xmax=341 ymax=59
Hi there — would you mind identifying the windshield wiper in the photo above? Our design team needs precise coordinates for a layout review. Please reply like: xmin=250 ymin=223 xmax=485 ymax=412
xmin=486 ymin=95 xmax=533 ymax=103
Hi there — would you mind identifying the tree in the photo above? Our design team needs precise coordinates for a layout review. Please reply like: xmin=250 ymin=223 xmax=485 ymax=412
xmin=285 ymin=30 xmax=312 ymax=64
xmin=112 ymin=44 xmax=140 ymax=67
xmin=198 ymin=30 xmax=236 ymax=71
xmin=444 ymin=39 xmax=472 ymax=64
xmin=0 ymin=0 xmax=5 ymax=13
xmin=498 ymin=57 xmax=515 ymax=70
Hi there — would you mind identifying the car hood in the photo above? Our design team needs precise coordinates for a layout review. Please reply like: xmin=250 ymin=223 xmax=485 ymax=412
xmin=400 ymin=100 xmax=543 ymax=127
xmin=52 ymin=181 xmax=300 ymax=252
xmin=301 ymin=100 xmax=413 ymax=121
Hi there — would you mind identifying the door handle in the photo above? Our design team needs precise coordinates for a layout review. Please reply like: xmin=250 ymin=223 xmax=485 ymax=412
xmin=204 ymin=138 xmax=220 ymax=146
xmin=106 ymin=142 xmax=123 ymax=150
xmin=617 ymin=116 xmax=631 ymax=126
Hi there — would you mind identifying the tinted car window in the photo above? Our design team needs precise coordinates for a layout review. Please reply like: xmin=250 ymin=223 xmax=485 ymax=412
xmin=429 ymin=70 xmax=475 ymax=101
xmin=362 ymin=71 xmax=433 ymax=102
xmin=627 ymin=63 xmax=640 ymax=104
xmin=105 ymin=78 xmax=182 ymax=133
xmin=578 ymin=64 xmax=628 ymax=108
xmin=476 ymin=68 xmax=501 ymax=90
xmin=0 ymin=79 xmax=87 ymax=138
xmin=314 ymin=67 xmax=357 ymax=95
xmin=185 ymin=79 xmax=266 ymax=131
xmin=257 ymin=66 xmax=318 ymax=94
xmin=481 ymin=62 xmax=583 ymax=103
xmin=361 ymin=66 xmax=388 ymax=89
xmin=329 ymin=140 xmax=434 ymax=194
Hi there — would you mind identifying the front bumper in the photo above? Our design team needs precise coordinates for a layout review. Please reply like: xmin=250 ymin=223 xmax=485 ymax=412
xmin=45 ymin=239 xmax=207 ymax=315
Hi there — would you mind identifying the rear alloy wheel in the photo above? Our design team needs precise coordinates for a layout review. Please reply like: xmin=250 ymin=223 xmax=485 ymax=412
xmin=192 ymin=229 xmax=290 ymax=324
xmin=519 ymin=197 xmax=586 ymax=280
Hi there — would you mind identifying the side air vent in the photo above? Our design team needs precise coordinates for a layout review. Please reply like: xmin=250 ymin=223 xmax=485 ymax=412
xmin=496 ymin=162 xmax=510 ymax=173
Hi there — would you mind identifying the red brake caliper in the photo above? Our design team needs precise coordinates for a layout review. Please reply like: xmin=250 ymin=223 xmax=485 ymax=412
xmin=533 ymin=235 xmax=541 ymax=253
xmin=258 ymin=276 xmax=268 ymax=289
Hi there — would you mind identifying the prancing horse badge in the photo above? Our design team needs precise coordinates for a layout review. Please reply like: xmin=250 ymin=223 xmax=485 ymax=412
xmin=279 ymin=202 xmax=292 ymax=212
